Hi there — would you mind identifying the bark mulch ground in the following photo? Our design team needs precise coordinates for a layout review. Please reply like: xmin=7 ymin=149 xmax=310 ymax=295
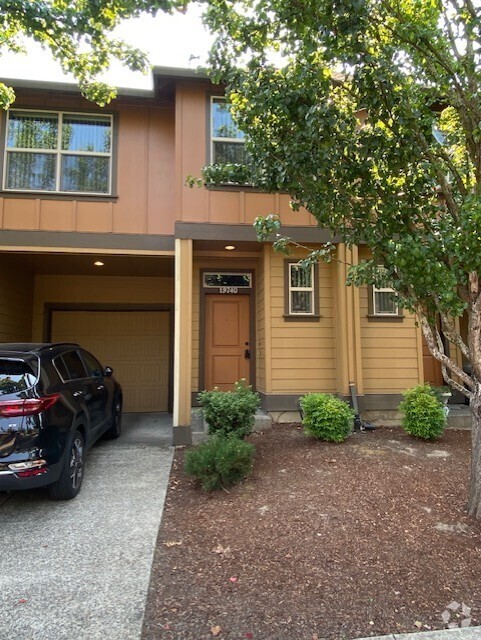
xmin=141 ymin=424 xmax=481 ymax=640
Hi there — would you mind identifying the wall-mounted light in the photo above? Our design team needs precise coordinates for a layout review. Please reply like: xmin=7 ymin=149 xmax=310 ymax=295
xmin=225 ymin=245 xmax=235 ymax=251
xmin=94 ymin=260 xmax=104 ymax=267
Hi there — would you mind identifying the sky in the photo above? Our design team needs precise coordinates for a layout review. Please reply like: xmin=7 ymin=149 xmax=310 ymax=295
xmin=0 ymin=4 xmax=213 ymax=91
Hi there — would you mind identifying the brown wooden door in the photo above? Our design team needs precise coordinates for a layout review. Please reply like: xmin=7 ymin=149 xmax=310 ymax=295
xmin=205 ymin=295 xmax=250 ymax=390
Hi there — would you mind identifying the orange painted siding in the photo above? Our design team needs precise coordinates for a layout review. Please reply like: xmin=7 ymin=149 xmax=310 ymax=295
xmin=0 ymin=256 xmax=34 ymax=341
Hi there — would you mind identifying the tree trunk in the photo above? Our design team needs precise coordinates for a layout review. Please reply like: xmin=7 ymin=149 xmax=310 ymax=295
xmin=468 ymin=385 xmax=481 ymax=517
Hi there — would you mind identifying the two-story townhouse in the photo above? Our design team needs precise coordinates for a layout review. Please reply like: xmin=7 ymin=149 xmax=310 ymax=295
xmin=0 ymin=67 xmax=447 ymax=444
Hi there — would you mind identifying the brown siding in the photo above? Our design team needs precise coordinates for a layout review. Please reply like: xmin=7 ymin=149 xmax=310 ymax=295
xmin=0 ymin=256 xmax=33 ymax=341
xmin=1 ymin=98 xmax=175 ymax=237
xmin=269 ymin=251 xmax=336 ymax=394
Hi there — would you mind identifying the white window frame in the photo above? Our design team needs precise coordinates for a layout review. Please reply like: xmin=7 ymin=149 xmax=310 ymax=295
xmin=3 ymin=109 xmax=113 ymax=195
xmin=210 ymin=96 xmax=246 ymax=164
xmin=372 ymin=283 xmax=399 ymax=316
xmin=288 ymin=263 xmax=315 ymax=316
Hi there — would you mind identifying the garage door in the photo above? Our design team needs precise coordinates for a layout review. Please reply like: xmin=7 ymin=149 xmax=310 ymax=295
xmin=51 ymin=310 xmax=170 ymax=412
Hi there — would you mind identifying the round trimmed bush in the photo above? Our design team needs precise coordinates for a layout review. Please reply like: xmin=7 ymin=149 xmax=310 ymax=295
xmin=399 ymin=384 xmax=446 ymax=440
xmin=184 ymin=434 xmax=255 ymax=491
xmin=300 ymin=393 xmax=354 ymax=442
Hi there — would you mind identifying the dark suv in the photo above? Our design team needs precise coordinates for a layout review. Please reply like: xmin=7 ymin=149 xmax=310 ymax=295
xmin=0 ymin=343 xmax=122 ymax=500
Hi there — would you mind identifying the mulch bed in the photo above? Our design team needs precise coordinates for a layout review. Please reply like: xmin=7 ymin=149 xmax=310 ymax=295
xmin=142 ymin=425 xmax=481 ymax=640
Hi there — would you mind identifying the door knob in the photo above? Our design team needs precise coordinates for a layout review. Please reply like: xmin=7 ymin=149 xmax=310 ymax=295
xmin=244 ymin=349 xmax=251 ymax=359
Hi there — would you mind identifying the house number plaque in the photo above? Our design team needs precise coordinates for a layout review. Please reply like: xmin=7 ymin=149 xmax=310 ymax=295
xmin=219 ymin=286 xmax=238 ymax=294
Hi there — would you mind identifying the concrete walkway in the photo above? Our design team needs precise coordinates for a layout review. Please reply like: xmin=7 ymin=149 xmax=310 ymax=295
xmin=0 ymin=413 xmax=173 ymax=640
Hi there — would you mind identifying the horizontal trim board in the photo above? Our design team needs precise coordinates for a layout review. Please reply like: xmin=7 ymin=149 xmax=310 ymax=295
xmin=0 ymin=230 xmax=175 ymax=252
xmin=260 ymin=392 xmax=405 ymax=412
xmin=175 ymin=222 xmax=340 ymax=244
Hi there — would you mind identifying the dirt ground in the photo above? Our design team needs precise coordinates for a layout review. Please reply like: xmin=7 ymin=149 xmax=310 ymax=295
xmin=142 ymin=424 xmax=481 ymax=640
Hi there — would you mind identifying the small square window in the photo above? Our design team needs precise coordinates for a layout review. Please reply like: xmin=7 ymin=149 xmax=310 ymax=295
xmin=368 ymin=267 xmax=402 ymax=320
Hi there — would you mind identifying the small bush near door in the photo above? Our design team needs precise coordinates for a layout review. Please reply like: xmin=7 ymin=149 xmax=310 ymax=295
xmin=184 ymin=434 xmax=255 ymax=491
xmin=399 ymin=384 xmax=447 ymax=440
xmin=198 ymin=379 xmax=261 ymax=439
xmin=300 ymin=393 xmax=355 ymax=442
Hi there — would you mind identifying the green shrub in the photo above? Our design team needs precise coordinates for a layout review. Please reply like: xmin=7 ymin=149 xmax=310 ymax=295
xmin=184 ymin=434 xmax=255 ymax=491
xmin=198 ymin=379 xmax=261 ymax=439
xmin=300 ymin=393 xmax=355 ymax=442
xmin=399 ymin=384 xmax=447 ymax=440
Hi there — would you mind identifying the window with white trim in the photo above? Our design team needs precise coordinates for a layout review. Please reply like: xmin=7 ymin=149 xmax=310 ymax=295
xmin=287 ymin=262 xmax=316 ymax=315
xmin=3 ymin=110 xmax=112 ymax=195
xmin=372 ymin=269 xmax=399 ymax=316
xmin=211 ymin=97 xmax=248 ymax=164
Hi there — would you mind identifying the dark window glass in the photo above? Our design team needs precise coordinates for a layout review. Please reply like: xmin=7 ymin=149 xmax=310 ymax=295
xmin=203 ymin=273 xmax=252 ymax=288
xmin=0 ymin=359 xmax=37 ymax=395
xmin=53 ymin=356 xmax=69 ymax=382
xmin=80 ymin=351 xmax=103 ymax=379
xmin=61 ymin=351 xmax=87 ymax=380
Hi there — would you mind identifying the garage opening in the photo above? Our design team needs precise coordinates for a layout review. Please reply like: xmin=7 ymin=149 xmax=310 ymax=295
xmin=49 ymin=308 xmax=172 ymax=412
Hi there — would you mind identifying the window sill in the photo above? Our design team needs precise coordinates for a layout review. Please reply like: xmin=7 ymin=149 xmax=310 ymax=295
xmin=0 ymin=191 xmax=118 ymax=202
xmin=367 ymin=314 xmax=404 ymax=322
xmin=283 ymin=314 xmax=321 ymax=322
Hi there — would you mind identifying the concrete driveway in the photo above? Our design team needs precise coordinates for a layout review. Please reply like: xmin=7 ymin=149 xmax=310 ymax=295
xmin=0 ymin=413 xmax=174 ymax=640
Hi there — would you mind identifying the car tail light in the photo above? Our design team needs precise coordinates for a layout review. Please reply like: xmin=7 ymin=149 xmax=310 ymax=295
xmin=0 ymin=394 xmax=60 ymax=417
xmin=9 ymin=459 xmax=48 ymax=477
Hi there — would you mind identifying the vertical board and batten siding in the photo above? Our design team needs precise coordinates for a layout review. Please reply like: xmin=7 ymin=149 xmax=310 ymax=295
xmin=0 ymin=96 xmax=175 ymax=236
xmin=176 ymin=82 xmax=317 ymax=227
xmin=268 ymin=252 xmax=337 ymax=394
xmin=0 ymin=257 xmax=34 ymax=342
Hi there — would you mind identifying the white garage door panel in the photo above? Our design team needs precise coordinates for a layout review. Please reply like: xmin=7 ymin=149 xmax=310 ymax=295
xmin=51 ymin=311 xmax=170 ymax=412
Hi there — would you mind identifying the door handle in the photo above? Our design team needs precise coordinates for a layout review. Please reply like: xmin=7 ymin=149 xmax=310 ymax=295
xmin=97 ymin=384 xmax=105 ymax=390
xmin=73 ymin=390 xmax=84 ymax=398
xmin=244 ymin=349 xmax=251 ymax=359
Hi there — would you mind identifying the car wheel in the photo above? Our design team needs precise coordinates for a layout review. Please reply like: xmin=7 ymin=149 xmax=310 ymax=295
xmin=48 ymin=430 xmax=85 ymax=500
xmin=104 ymin=396 xmax=122 ymax=440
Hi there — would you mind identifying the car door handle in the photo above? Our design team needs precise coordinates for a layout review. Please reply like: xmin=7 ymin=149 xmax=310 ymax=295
xmin=96 ymin=384 xmax=105 ymax=390
xmin=73 ymin=390 xmax=84 ymax=398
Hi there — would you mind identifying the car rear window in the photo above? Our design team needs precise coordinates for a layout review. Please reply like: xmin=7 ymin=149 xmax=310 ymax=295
xmin=0 ymin=358 xmax=38 ymax=395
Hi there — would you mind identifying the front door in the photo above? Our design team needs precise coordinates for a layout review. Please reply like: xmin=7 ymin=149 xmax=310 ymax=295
xmin=205 ymin=295 xmax=250 ymax=390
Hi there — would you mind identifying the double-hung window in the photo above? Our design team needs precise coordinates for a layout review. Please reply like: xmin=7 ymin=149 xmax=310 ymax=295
xmin=285 ymin=261 xmax=319 ymax=318
xmin=370 ymin=267 xmax=400 ymax=317
xmin=211 ymin=97 xmax=248 ymax=164
xmin=4 ymin=110 xmax=112 ymax=195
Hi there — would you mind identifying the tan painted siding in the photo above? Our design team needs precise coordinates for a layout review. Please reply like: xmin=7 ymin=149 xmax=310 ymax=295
xmin=32 ymin=275 xmax=174 ymax=341
xmin=359 ymin=286 xmax=420 ymax=393
xmin=0 ymin=256 xmax=33 ymax=341
xmin=269 ymin=252 xmax=337 ymax=394
xmin=0 ymin=95 xmax=175 ymax=236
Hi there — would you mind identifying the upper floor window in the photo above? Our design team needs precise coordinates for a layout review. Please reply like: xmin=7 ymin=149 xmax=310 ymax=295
xmin=211 ymin=97 xmax=248 ymax=165
xmin=3 ymin=110 xmax=112 ymax=195
xmin=284 ymin=260 xmax=320 ymax=319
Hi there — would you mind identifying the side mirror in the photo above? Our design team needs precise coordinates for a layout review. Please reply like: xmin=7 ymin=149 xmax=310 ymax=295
xmin=104 ymin=366 xmax=114 ymax=377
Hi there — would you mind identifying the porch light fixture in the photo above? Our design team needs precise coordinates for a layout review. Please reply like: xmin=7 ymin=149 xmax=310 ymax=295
xmin=225 ymin=245 xmax=235 ymax=251
xmin=94 ymin=260 xmax=104 ymax=266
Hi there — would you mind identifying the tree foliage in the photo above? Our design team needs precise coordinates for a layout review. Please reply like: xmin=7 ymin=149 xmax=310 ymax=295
xmin=200 ymin=0 xmax=481 ymax=516
xmin=0 ymin=0 xmax=188 ymax=107
xmin=202 ymin=0 xmax=481 ymax=396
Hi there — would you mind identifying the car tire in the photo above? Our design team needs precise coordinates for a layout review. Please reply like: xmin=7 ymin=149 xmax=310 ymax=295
xmin=104 ymin=396 xmax=122 ymax=440
xmin=48 ymin=430 xmax=85 ymax=500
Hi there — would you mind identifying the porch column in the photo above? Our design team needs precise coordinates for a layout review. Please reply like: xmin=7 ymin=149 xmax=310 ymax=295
xmin=173 ymin=238 xmax=193 ymax=445
xmin=334 ymin=243 xmax=363 ymax=396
